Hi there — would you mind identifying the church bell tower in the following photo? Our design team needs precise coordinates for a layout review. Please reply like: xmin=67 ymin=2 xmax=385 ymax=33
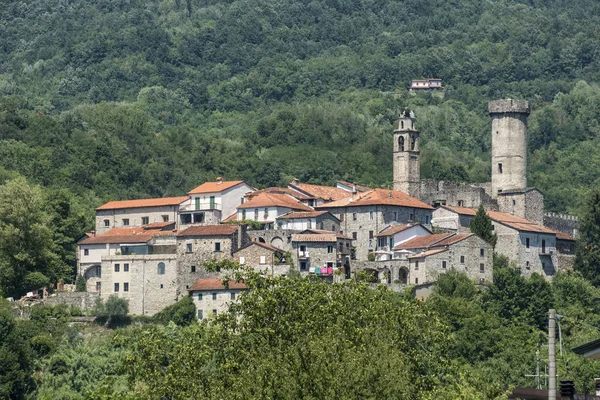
xmin=393 ymin=108 xmax=420 ymax=199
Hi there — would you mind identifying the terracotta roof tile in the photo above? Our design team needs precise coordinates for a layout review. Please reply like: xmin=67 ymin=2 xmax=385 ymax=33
xmin=407 ymin=248 xmax=448 ymax=259
xmin=394 ymin=233 xmax=454 ymax=250
xmin=234 ymin=241 xmax=283 ymax=254
xmin=289 ymin=182 xmax=352 ymax=202
xmin=277 ymin=211 xmax=331 ymax=219
xmin=247 ymin=187 xmax=313 ymax=201
xmin=316 ymin=188 xmax=433 ymax=210
xmin=238 ymin=192 xmax=313 ymax=211
xmin=177 ymin=225 xmax=238 ymax=237
xmin=336 ymin=181 xmax=370 ymax=192
xmin=144 ymin=222 xmax=176 ymax=229
xmin=96 ymin=196 xmax=189 ymax=211
xmin=440 ymin=206 xmax=555 ymax=234
xmin=188 ymin=180 xmax=248 ymax=194
xmin=222 ymin=213 xmax=238 ymax=223
xmin=292 ymin=233 xmax=338 ymax=242
xmin=300 ymin=229 xmax=353 ymax=240
xmin=556 ymin=232 xmax=575 ymax=241
xmin=432 ymin=233 xmax=473 ymax=247
xmin=78 ymin=226 xmax=177 ymax=245
xmin=188 ymin=279 xmax=248 ymax=291
xmin=376 ymin=223 xmax=421 ymax=237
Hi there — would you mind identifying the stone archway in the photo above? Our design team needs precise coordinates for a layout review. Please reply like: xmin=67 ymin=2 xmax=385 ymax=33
xmin=258 ymin=237 xmax=266 ymax=243
xmin=271 ymin=236 xmax=284 ymax=249
xmin=398 ymin=267 xmax=409 ymax=285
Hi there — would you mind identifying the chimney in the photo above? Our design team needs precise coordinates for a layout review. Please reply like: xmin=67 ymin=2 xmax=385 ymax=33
xmin=351 ymin=185 xmax=357 ymax=199
xmin=216 ymin=176 xmax=223 ymax=184
xmin=388 ymin=191 xmax=392 ymax=199
xmin=291 ymin=178 xmax=299 ymax=186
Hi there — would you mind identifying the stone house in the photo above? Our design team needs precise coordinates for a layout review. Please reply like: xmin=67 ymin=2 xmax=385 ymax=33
xmin=233 ymin=241 xmax=290 ymax=276
xmin=183 ymin=178 xmax=255 ymax=226
xmin=287 ymin=179 xmax=353 ymax=207
xmin=276 ymin=211 xmax=340 ymax=232
xmin=176 ymin=225 xmax=245 ymax=290
xmin=316 ymin=188 xmax=433 ymax=261
xmin=291 ymin=230 xmax=352 ymax=279
xmin=94 ymin=197 xmax=189 ymax=234
xmin=374 ymin=223 xmax=431 ymax=260
xmin=236 ymin=192 xmax=313 ymax=228
xmin=432 ymin=206 xmax=562 ymax=277
xmin=188 ymin=279 xmax=248 ymax=320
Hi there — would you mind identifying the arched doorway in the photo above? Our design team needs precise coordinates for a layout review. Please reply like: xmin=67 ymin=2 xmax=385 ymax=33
xmin=398 ymin=268 xmax=408 ymax=285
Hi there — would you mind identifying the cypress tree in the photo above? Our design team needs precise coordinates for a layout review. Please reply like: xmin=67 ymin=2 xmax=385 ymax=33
xmin=470 ymin=205 xmax=497 ymax=248
xmin=574 ymin=189 xmax=600 ymax=286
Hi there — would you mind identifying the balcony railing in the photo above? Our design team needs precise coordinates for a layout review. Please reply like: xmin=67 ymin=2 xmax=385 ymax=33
xmin=180 ymin=201 xmax=222 ymax=211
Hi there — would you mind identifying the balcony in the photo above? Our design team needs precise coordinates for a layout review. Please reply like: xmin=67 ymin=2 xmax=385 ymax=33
xmin=298 ymin=250 xmax=310 ymax=258
xmin=180 ymin=200 xmax=222 ymax=212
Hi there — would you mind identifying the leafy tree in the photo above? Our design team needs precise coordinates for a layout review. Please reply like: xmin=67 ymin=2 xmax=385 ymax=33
xmin=574 ymin=189 xmax=600 ymax=286
xmin=153 ymin=296 xmax=196 ymax=327
xmin=470 ymin=204 xmax=497 ymax=248
xmin=75 ymin=274 xmax=87 ymax=292
xmin=0 ymin=301 xmax=33 ymax=399
xmin=94 ymin=295 xmax=129 ymax=327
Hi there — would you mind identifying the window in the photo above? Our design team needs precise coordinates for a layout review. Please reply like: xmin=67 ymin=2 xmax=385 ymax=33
xmin=492 ymin=224 xmax=495 ymax=230
xmin=369 ymin=211 xmax=374 ymax=220
xmin=95 ymin=265 xmax=101 ymax=277
xmin=415 ymin=261 xmax=419 ymax=270
xmin=498 ymin=163 xmax=503 ymax=173
xmin=162 ymin=215 xmax=169 ymax=222
xmin=526 ymin=261 xmax=530 ymax=270
xmin=352 ymin=213 xmax=357 ymax=221
xmin=239 ymin=256 xmax=245 ymax=264
xmin=212 ymin=309 xmax=217 ymax=315
xmin=410 ymin=136 xmax=416 ymax=150
xmin=157 ymin=262 xmax=165 ymax=275
xmin=327 ymin=262 xmax=334 ymax=268
xmin=160 ymin=284 xmax=164 ymax=289
xmin=442 ymin=261 xmax=447 ymax=269
xmin=122 ymin=218 xmax=129 ymax=226
xmin=84 ymin=248 xmax=89 ymax=256
xmin=114 ymin=264 xmax=120 ymax=272
xmin=415 ymin=278 xmax=418 ymax=284
xmin=425 ymin=216 xmax=430 ymax=224
xmin=327 ymin=246 xmax=334 ymax=254
xmin=457 ymin=200 xmax=464 ymax=207
xmin=215 ymin=242 xmax=221 ymax=252
xmin=124 ymin=263 xmax=129 ymax=272
xmin=96 ymin=281 xmax=101 ymax=292
xmin=186 ymin=243 xmax=193 ymax=253
xmin=398 ymin=136 xmax=405 ymax=151
xmin=542 ymin=239 xmax=546 ymax=254
xmin=460 ymin=255 xmax=465 ymax=264
xmin=124 ymin=282 xmax=129 ymax=292
xmin=369 ymin=231 xmax=374 ymax=239
xmin=198 ymin=310 xmax=203 ymax=320
xmin=393 ymin=212 xmax=398 ymax=221
xmin=254 ymin=209 xmax=259 ymax=220
xmin=231 ymin=292 xmax=236 ymax=300
xmin=300 ymin=261 xmax=307 ymax=271
xmin=526 ymin=238 xmax=530 ymax=248
xmin=307 ymin=220 xmax=312 ymax=229
xmin=197 ymin=293 xmax=204 ymax=301
xmin=260 ymin=255 xmax=266 ymax=264
xmin=212 ymin=293 xmax=217 ymax=300
xmin=320 ymin=222 xmax=324 ymax=229
xmin=264 ymin=208 xmax=269 ymax=218
xmin=480 ymin=263 xmax=485 ymax=273
xmin=180 ymin=214 xmax=192 ymax=224
xmin=104 ymin=219 xmax=110 ymax=227
xmin=142 ymin=216 xmax=149 ymax=225
xmin=193 ymin=213 xmax=205 ymax=223
xmin=409 ymin=213 xmax=414 ymax=221
xmin=191 ymin=265 xmax=196 ymax=273
xmin=352 ymin=232 xmax=357 ymax=240
xmin=195 ymin=197 xmax=200 ymax=210
xmin=340 ymin=214 xmax=344 ymax=222
xmin=114 ymin=283 xmax=119 ymax=292
xmin=512 ymin=199 xmax=516 ymax=206
xmin=480 ymin=248 xmax=484 ymax=257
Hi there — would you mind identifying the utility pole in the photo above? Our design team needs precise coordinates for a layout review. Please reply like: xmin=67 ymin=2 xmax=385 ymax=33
xmin=549 ymin=309 xmax=556 ymax=400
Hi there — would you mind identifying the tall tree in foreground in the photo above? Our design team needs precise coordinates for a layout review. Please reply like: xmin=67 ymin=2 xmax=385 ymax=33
xmin=470 ymin=205 xmax=497 ymax=248
xmin=574 ymin=189 xmax=600 ymax=286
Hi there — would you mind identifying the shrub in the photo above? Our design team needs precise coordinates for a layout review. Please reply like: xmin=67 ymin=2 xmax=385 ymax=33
xmin=75 ymin=275 xmax=86 ymax=292
xmin=153 ymin=296 xmax=196 ymax=326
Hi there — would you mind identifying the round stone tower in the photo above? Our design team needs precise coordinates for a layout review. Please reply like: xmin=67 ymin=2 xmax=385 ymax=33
xmin=488 ymin=99 xmax=530 ymax=198
xmin=393 ymin=108 xmax=420 ymax=199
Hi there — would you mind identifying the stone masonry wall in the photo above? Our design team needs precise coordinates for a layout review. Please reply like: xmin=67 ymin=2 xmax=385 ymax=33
xmin=544 ymin=212 xmax=580 ymax=237
xmin=44 ymin=292 xmax=100 ymax=310
xmin=419 ymin=179 xmax=497 ymax=209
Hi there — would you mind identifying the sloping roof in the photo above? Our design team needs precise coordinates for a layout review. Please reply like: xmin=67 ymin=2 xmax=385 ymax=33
xmin=79 ymin=234 xmax=154 ymax=245
xmin=376 ymin=223 xmax=422 ymax=237
xmin=439 ymin=206 xmax=555 ymax=234
xmin=222 ymin=213 xmax=238 ymax=223
xmin=289 ymin=182 xmax=352 ymax=202
xmin=177 ymin=225 xmax=238 ymax=237
xmin=316 ymin=188 xmax=433 ymax=210
xmin=336 ymin=181 xmax=370 ymax=192
xmin=188 ymin=180 xmax=247 ymax=194
xmin=394 ymin=233 xmax=454 ymax=250
xmin=188 ymin=279 xmax=248 ymax=291
xmin=237 ymin=192 xmax=313 ymax=211
xmin=277 ymin=211 xmax=330 ymax=219
xmin=247 ymin=187 xmax=313 ymax=201
xmin=78 ymin=226 xmax=176 ymax=245
xmin=144 ymin=221 xmax=176 ymax=229
xmin=233 ymin=241 xmax=283 ymax=254
xmin=433 ymin=233 xmax=474 ymax=247
xmin=292 ymin=233 xmax=338 ymax=242
xmin=555 ymin=232 xmax=575 ymax=241
xmin=408 ymin=248 xmax=448 ymax=259
xmin=96 ymin=196 xmax=189 ymax=211
xmin=300 ymin=229 xmax=353 ymax=240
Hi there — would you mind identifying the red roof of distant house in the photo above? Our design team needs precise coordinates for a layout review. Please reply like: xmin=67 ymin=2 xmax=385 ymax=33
xmin=78 ymin=225 xmax=176 ymax=245
xmin=289 ymin=181 xmax=352 ymax=202
xmin=317 ymin=188 xmax=433 ymax=210
xmin=222 ymin=213 xmax=238 ymax=223
xmin=555 ymin=232 xmax=575 ymax=241
xmin=433 ymin=233 xmax=474 ymax=247
xmin=407 ymin=248 xmax=448 ymax=259
xmin=394 ymin=233 xmax=454 ymax=250
xmin=376 ymin=223 xmax=426 ymax=237
xmin=277 ymin=211 xmax=331 ymax=219
xmin=188 ymin=279 xmax=248 ymax=291
xmin=238 ymin=192 xmax=313 ymax=211
xmin=233 ymin=241 xmax=283 ymax=254
xmin=96 ymin=196 xmax=189 ymax=211
xmin=336 ymin=181 xmax=370 ymax=192
xmin=177 ymin=225 xmax=238 ymax=237
xmin=188 ymin=180 xmax=248 ymax=194
xmin=247 ymin=187 xmax=313 ymax=201
xmin=439 ymin=206 xmax=555 ymax=234
xmin=292 ymin=233 xmax=338 ymax=242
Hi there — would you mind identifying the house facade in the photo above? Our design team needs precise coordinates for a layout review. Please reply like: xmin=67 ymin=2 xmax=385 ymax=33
xmin=233 ymin=241 xmax=290 ymax=276
xmin=188 ymin=279 xmax=248 ymax=320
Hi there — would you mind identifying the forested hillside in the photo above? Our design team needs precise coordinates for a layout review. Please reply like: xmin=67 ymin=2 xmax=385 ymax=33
xmin=2 ymin=0 xmax=600 ymax=282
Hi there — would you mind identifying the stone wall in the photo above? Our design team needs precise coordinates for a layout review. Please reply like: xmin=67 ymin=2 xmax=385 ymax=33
xmin=419 ymin=179 xmax=497 ymax=209
xmin=247 ymin=229 xmax=295 ymax=252
xmin=95 ymin=205 xmax=180 ymax=234
xmin=44 ymin=291 xmax=100 ymax=310
xmin=544 ymin=212 xmax=580 ymax=237
xmin=497 ymin=189 xmax=544 ymax=225
xmin=234 ymin=243 xmax=290 ymax=276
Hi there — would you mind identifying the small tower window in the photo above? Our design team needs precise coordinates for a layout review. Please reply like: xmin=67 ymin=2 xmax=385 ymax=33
xmin=410 ymin=136 xmax=416 ymax=151
xmin=398 ymin=136 xmax=404 ymax=151
xmin=498 ymin=163 xmax=503 ymax=173
xmin=401 ymin=121 xmax=404 ymax=129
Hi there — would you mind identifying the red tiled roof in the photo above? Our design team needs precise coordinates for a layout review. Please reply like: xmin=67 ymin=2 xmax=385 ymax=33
xmin=233 ymin=241 xmax=283 ymax=254
xmin=376 ymin=223 xmax=421 ymax=237
xmin=188 ymin=279 xmax=248 ymax=291
xmin=300 ymin=229 xmax=353 ymax=240
xmin=316 ymin=188 xmax=433 ymax=210
xmin=394 ymin=233 xmax=454 ymax=250
xmin=555 ymin=232 xmax=575 ymax=241
xmin=177 ymin=225 xmax=238 ymax=237
xmin=79 ymin=226 xmax=178 ymax=245
xmin=439 ymin=205 xmax=477 ymax=216
xmin=432 ymin=233 xmax=473 ymax=247
xmin=188 ymin=180 xmax=247 ymax=194
xmin=277 ymin=211 xmax=330 ymax=219
xmin=247 ymin=187 xmax=313 ymax=201
xmin=440 ymin=206 xmax=556 ymax=234
xmin=79 ymin=234 xmax=153 ymax=245
xmin=144 ymin=221 xmax=176 ymax=229
xmin=289 ymin=182 xmax=352 ymax=202
xmin=238 ymin=192 xmax=313 ymax=211
xmin=408 ymin=248 xmax=448 ymax=259
xmin=222 ymin=213 xmax=238 ymax=223
xmin=292 ymin=233 xmax=338 ymax=242
xmin=336 ymin=181 xmax=370 ymax=192
xmin=96 ymin=196 xmax=189 ymax=211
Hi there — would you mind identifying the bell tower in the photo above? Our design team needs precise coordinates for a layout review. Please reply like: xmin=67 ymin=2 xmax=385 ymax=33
xmin=393 ymin=108 xmax=420 ymax=199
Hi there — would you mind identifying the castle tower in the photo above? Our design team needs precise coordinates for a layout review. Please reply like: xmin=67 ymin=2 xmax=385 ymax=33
xmin=489 ymin=99 xmax=530 ymax=198
xmin=393 ymin=108 xmax=420 ymax=199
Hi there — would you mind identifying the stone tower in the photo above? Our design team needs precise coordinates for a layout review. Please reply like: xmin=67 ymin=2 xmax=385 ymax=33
xmin=393 ymin=108 xmax=420 ymax=199
xmin=488 ymin=99 xmax=530 ymax=198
